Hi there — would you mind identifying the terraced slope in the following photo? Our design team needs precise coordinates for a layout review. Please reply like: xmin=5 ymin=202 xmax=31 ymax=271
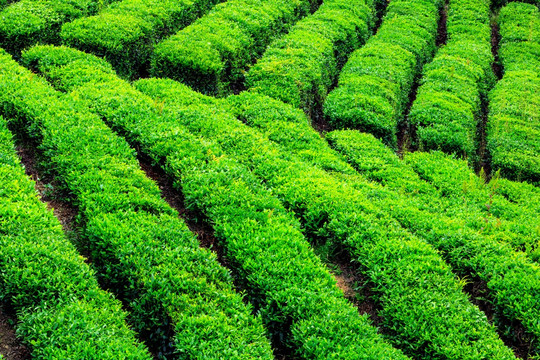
xmin=0 ymin=1 xmax=539 ymax=358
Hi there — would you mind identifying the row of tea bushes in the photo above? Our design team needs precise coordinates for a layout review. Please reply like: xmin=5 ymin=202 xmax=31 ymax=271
xmin=487 ymin=2 xmax=540 ymax=185
xmin=150 ymin=0 xmax=320 ymax=96
xmin=404 ymin=152 xmax=540 ymax=256
xmin=325 ymin=130 xmax=540 ymax=354
xmin=246 ymin=0 xmax=374 ymax=115
xmin=222 ymin=93 xmax=539 ymax=357
xmin=324 ymin=0 xmax=442 ymax=147
xmin=325 ymin=130 xmax=540 ymax=260
xmin=60 ymin=0 xmax=222 ymax=78
xmin=228 ymin=94 xmax=540 ymax=258
xmin=24 ymin=45 xmax=408 ymax=359
xmin=409 ymin=0 xmax=495 ymax=157
xmin=135 ymin=80 xmax=516 ymax=359
xmin=1 ymin=47 xmax=273 ymax=359
xmin=0 ymin=0 xmax=116 ymax=54
xmin=0 ymin=115 xmax=151 ymax=359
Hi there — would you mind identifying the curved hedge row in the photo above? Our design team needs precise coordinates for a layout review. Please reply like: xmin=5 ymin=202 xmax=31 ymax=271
xmin=0 ymin=115 xmax=151 ymax=359
xmin=150 ymin=0 xmax=320 ymax=96
xmin=487 ymin=2 xmax=540 ymax=185
xmin=404 ymin=151 xmax=540 ymax=257
xmin=24 ymin=45 xmax=408 ymax=359
xmin=323 ymin=0 xmax=442 ymax=147
xmin=324 ymin=130 xmax=540 ymax=353
xmin=0 ymin=0 xmax=115 ymax=54
xmin=245 ymin=0 xmax=374 ymax=114
xmin=224 ymin=93 xmax=540 ymax=357
xmin=130 ymin=81 xmax=518 ymax=359
xmin=60 ymin=0 xmax=222 ymax=79
xmin=325 ymin=130 xmax=540 ymax=259
xmin=409 ymin=0 xmax=495 ymax=157
xmin=2 ymin=47 xmax=273 ymax=359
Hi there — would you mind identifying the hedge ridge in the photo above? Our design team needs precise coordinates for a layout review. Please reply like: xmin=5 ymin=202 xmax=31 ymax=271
xmin=150 ymin=0 xmax=320 ymax=96
xmin=0 ymin=115 xmax=151 ymax=359
xmin=487 ymin=2 xmax=540 ymax=184
xmin=245 ymin=0 xmax=374 ymax=114
xmin=324 ymin=129 xmax=540 ymax=260
xmin=409 ymin=0 xmax=494 ymax=157
xmin=2 ymin=47 xmax=273 ymax=359
xmin=404 ymin=151 xmax=540 ymax=257
xmin=0 ymin=0 xmax=116 ymax=54
xmin=60 ymin=0 xmax=222 ymax=79
xmin=24 ymin=44 xmax=408 ymax=359
xmin=323 ymin=0 xmax=442 ymax=147
xmin=131 ymin=80 xmax=519 ymax=359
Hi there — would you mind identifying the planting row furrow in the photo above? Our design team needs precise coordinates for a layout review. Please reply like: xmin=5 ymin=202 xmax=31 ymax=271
xmin=0 ymin=0 xmax=116 ymax=54
xmin=128 ymin=78 xmax=519 ymax=358
xmin=0 ymin=48 xmax=274 ymax=359
xmin=0 ymin=115 xmax=151 ymax=359
xmin=23 ymin=45 xmax=409 ymax=359
xmin=324 ymin=0 xmax=442 ymax=147
xmin=223 ymin=92 xmax=540 ymax=356
xmin=150 ymin=0 xmax=320 ymax=96
xmin=487 ymin=2 xmax=540 ymax=185
xmin=409 ymin=0 xmax=495 ymax=157
xmin=245 ymin=0 xmax=375 ymax=115
xmin=325 ymin=130 xmax=540 ymax=354
xmin=61 ymin=0 xmax=223 ymax=78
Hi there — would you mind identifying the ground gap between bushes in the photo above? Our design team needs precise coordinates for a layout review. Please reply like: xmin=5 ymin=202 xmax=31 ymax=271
xmin=0 ymin=306 xmax=31 ymax=360
xmin=476 ymin=12 xmax=502 ymax=178
xmin=12 ymin=130 xmax=175 ymax=359
xmin=2 ymin=134 xmax=79 ymax=360
xmin=463 ymin=276 xmax=535 ymax=359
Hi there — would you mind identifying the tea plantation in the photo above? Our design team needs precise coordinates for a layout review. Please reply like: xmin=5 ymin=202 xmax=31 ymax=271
xmin=0 ymin=0 xmax=539 ymax=358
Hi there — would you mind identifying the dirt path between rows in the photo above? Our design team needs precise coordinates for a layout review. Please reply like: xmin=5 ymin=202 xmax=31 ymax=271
xmin=0 ymin=307 xmax=31 ymax=360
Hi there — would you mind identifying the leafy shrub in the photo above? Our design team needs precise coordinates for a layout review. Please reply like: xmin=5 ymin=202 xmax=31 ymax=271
xmin=246 ymin=0 xmax=373 ymax=114
xmin=61 ymin=0 xmax=222 ymax=79
xmin=487 ymin=2 xmax=540 ymax=184
xmin=137 ymin=81 xmax=517 ymax=360
xmin=24 ymin=45 xmax=407 ymax=359
xmin=323 ymin=0 xmax=442 ymax=148
xmin=151 ymin=0 xmax=320 ymax=96
xmin=410 ymin=0 xmax=494 ymax=157
xmin=326 ymin=130 xmax=540 ymax=355
xmin=0 ymin=0 xmax=115 ymax=54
